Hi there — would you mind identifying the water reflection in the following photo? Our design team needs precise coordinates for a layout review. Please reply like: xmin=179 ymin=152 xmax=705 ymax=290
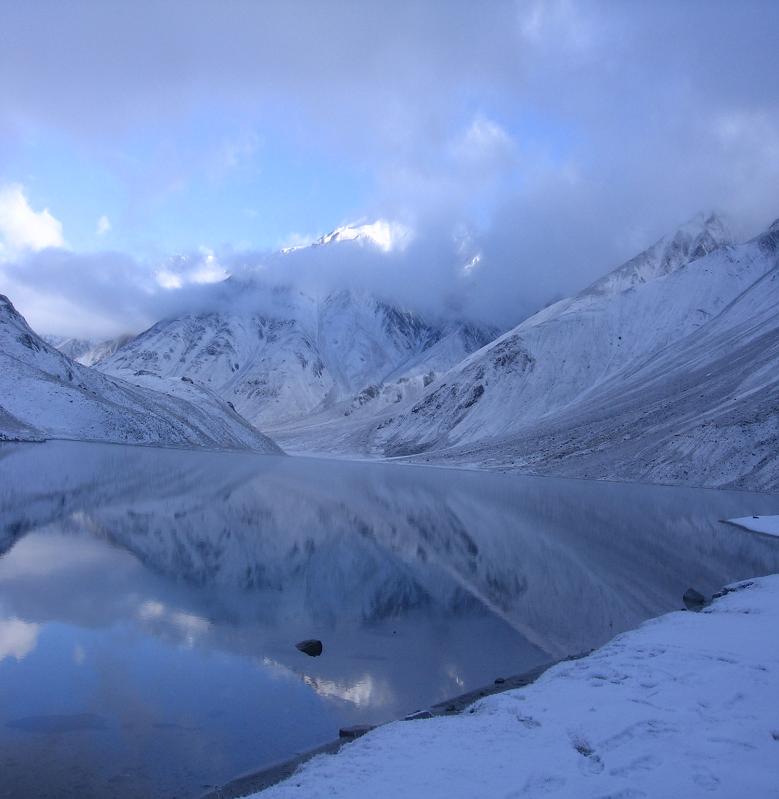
xmin=1 ymin=441 xmax=779 ymax=798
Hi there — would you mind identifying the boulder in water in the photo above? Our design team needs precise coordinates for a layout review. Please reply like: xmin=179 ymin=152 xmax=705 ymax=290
xmin=295 ymin=639 xmax=323 ymax=657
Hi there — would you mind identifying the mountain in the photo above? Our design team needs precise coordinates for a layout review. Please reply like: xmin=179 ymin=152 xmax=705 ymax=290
xmin=0 ymin=294 xmax=282 ymax=452
xmin=99 ymin=283 xmax=499 ymax=429
xmin=358 ymin=214 xmax=779 ymax=489
xmin=44 ymin=333 xmax=132 ymax=367
xmin=282 ymin=220 xmax=413 ymax=253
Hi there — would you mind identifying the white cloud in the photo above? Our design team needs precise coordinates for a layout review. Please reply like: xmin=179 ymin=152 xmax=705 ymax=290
xmin=0 ymin=618 xmax=40 ymax=662
xmin=450 ymin=116 xmax=515 ymax=167
xmin=0 ymin=184 xmax=65 ymax=259
xmin=155 ymin=247 xmax=229 ymax=290
xmin=96 ymin=214 xmax=111 ymax=236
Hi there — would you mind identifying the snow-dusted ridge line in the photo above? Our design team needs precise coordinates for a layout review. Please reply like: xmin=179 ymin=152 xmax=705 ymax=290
xmin=0 ymin=294 xmax=281 ymax=452
xmin=251 ymin=575 xmax=779 ymax=799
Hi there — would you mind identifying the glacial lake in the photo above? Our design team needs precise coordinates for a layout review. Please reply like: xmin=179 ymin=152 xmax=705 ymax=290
xmin=2 ymin=441 xmax=779 ymax=799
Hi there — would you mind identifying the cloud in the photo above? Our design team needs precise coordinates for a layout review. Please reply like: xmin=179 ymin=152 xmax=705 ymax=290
xmin=0 ymin=618 xmax=40 ymax=662
xmin=1 ymin=2 xmax=779 ymax=335
xmin=96 ymin=214 xmax=111 ymax=236
xmin=0 ymin=184 xmax=65 ymax=258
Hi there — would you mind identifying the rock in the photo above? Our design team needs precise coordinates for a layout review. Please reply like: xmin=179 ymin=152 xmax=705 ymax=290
xmin=339 ymin=725 xmax=374 ymax=739
xmin=404 ymin=710 xmax=433 ymax=721
xmin=683 ymin=588 xmax=706 ymax=610
xmin=295 ymin=639 xmax=323 ymax=657
xmin=494 ymin=677 xmax=506 ymax=685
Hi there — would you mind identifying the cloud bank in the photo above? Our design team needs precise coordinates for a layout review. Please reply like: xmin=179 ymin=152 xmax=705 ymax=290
xmin=1 ymin=1 xmax=778 ymax=336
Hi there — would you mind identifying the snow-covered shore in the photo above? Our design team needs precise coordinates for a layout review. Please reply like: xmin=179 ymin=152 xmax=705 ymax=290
xmin=250 ymin=575 xmax=779 ymax=799
xmin=727 ymin=516 xmax=779 ymax=538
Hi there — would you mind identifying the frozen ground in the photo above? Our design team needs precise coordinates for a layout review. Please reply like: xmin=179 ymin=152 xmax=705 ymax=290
xmin=728 ymin=516 xmax=779 ymax=538
xmin=251 ymin=575 xmax=779 ymax=799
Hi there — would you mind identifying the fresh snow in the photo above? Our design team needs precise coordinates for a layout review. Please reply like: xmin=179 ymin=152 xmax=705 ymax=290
xmin=251 ymin=576 xmax=779 ymax=799
xmin=727 ymin=516 xmax=779 ymax=537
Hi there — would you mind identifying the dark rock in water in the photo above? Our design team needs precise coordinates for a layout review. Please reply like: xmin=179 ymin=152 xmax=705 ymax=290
xmin=404 ymin=710 xmax=433 ymax=721
xmin=295 ymin=639 xmax=323 ymax=657
xmin=494 ymin=677 xmax=506 ymax=685
xmin=339 ymin=725 xmax=374 ymax=739
xmin=683 ymin=588 xmax=706 ymax=610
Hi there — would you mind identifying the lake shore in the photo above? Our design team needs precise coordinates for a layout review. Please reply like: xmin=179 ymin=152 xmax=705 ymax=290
xmin=236 ymin=575 xmax=779 ymax=799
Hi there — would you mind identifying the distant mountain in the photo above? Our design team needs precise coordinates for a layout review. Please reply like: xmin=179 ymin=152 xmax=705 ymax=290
xmin=363 ymin=213 xmax=779 ymax=489
xmin=100 ymin=283 xmax=498 ymax=429
xmin=282 ymin=220 xmax=413 ymax=253
xmin=44 ymin=333 xmax=132 ymax=366
xmin=0 ymin=294 xmax=281 ymax=452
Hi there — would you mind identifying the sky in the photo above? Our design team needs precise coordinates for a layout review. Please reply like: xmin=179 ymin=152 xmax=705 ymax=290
xmin=1 ymin=0 xmax=779 ymax=337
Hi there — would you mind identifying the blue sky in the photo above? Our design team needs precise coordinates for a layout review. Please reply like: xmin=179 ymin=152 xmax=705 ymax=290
xmin=7 ymin=112 xmax=375 ymax=255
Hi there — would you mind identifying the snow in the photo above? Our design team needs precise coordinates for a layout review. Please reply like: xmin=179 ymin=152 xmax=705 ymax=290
xmin=250 ymin=576 xmax=779 ymax=799
xmin=728 ymin=516 xmax=779 ymax=537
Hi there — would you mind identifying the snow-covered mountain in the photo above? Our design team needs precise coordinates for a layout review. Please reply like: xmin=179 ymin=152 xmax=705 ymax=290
xmin=44 ymin=333 xmax=132 ymax=367
xmin=282 ymin=220 xmax=413 ymax=253
xmin=363 ymin=213 xmax=779 ymax=489
xmin=0 ymin=294 xmax=281 ymax=451
xmin=100 ymin=283 xmax=498 ymax=428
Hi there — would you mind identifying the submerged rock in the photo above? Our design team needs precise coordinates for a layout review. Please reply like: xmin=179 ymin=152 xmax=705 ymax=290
xmin=295 ymin=639 xmax=323 ymax=657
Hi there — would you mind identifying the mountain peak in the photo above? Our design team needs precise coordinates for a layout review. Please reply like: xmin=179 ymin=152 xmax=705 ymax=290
xmin=281 ymin=220 xmax=414 ymax=255
xmin=317 ymin=220 xmax=413 ymax=252
xmin=584 ymin=212 xmax=733 ymax=299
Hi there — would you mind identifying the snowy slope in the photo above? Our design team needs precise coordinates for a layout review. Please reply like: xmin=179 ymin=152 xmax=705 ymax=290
xmin=100 ymin=283 xmax=497 ymax=428
xmin=0 ymin=294 xmax=281 ymax=451
xmin=365 ymin=215 xmax=779 ymax=489
xmin=254 ymin=576 xmax=779 ymax=799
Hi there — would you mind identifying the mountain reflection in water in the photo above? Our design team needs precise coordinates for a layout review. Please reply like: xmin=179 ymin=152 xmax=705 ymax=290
xmin=2 ymin=441 xmax=779 ymax=799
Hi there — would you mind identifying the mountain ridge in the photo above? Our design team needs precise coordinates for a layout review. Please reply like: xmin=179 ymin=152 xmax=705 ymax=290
xmin=0 ymin=294 xmax=281 ymax=452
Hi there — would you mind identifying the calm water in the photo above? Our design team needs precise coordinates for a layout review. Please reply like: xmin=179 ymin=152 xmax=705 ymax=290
xmin=1 ymin=441 xmax=779 ymax=798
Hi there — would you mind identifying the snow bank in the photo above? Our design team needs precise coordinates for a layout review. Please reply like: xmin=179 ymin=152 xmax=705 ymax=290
xmin=728 ymin=516 xmax=779 ymax=538
xmin=251 ymin=576 xmax=779 ymax=799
